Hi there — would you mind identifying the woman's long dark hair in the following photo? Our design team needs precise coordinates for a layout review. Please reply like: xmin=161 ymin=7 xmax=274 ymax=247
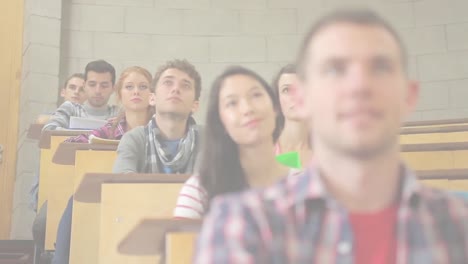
xmin=199 ymin=66 xmax=284 ymax=206
xmin=271 ymin=64 xmax=296 ymax=131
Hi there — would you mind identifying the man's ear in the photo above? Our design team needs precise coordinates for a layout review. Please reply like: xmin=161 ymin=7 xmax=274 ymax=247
xmin=60 ymin=88 xmax=66 ymax=98
xmin=291 ymin=80 xmax=308 ymax=120
xmin=405 ymin=80 xmax=419 ymax=116
xmin=191 ymin=100 xmax=200 ymax=114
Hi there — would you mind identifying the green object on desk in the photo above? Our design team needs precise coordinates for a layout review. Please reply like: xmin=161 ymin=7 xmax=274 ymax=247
xmin=276 ymin=151 xmax=302 ymax=168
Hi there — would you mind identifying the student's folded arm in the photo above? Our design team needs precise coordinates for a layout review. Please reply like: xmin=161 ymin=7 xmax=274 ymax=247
xmin=112 ymin=127 xmax=145 ymax=173
xmin=42 ymin=101 xmax=76 ymax=131
xmin=193 ymin=196 xmax=264 ymax=264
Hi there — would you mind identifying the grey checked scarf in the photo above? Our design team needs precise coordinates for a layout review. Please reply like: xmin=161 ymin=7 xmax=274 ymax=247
xmin=144 ymin=116 xmax=200 ymax=174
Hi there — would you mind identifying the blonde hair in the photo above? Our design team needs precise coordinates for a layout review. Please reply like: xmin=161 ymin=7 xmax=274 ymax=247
xmin=110 ymin=66 xmax=154 ymax=138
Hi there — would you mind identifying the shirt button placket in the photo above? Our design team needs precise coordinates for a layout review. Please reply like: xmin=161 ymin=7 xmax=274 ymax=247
xmin=337 ymin=241 xmax=353 ymax=264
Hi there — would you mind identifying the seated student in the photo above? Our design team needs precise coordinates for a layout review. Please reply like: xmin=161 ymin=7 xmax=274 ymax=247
xmin=52 ymin=66 xmax=155 ymax=264
xmin=35 ymin=73 xmax=87 ymax=124
xmin=194 ymin=9 xmax=468 ymax=263
xmin=43 ymin=59 xmax=119 ymax=131
xmin=272 ymin=64 xmax=312 ymax=165
xmin=113 ymin=59 xmax=203 ymax=174
xmin=31 ymin=61 xmax=118 ymax=258
xmin=174 ymin=66 xmax=298 ymax=220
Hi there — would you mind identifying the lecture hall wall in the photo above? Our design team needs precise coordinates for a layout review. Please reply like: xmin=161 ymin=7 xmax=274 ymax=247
xmin=11 ymin=0 xmax=468 ymax=238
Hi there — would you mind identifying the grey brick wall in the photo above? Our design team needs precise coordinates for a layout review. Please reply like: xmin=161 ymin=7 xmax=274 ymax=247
xmin=11 ymin=0 xmax=468 ymax=238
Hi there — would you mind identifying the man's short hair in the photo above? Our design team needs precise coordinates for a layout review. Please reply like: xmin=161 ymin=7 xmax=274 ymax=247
xmin=152 ymin=59 xmax=202 ymax=100
xmin=84 ymin=60 xmax=116 ymax=85
xmin=296 ymin=8 xmax=408 ymax=79
xmin=63 ymin=73 xmax=84 ymax=89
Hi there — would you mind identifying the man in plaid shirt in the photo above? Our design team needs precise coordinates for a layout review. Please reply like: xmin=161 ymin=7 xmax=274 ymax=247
xmin=194 ymin=8 xmax=468 ymax=264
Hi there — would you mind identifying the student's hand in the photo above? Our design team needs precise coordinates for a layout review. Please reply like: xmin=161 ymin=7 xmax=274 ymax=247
xmin=107 ymin=116 xmax=118 ymax=123
xmin=35 ymin=114 xmax=51 ymax=124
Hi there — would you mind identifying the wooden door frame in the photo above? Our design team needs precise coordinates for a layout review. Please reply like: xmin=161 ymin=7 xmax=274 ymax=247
xmin=0 ymin=0 xmax=23 ymax=239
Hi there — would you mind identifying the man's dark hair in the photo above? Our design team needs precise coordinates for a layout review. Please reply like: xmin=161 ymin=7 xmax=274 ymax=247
xmin=296 ymin=8 xmax=408 ymax=79
xmin=84 ymin=60 xmax=116 ymax=85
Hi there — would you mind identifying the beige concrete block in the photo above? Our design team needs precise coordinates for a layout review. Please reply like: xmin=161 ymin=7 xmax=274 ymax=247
xmin=151 ymin=36 xmax=210 ymax=62
xmin=415 ymin=0 xmax=468 ymax=26
xmin=72 ymin=0 xmax=96 ymax=3
xmin=30 ymin=0 xmax=62 ymax=19
xmin=240 ymin=10 xmax=297 ymax=35
xmin=182 ymin=9 xmax=239 ymax=35
xmin=94 ymin=33 xmax=152 ymax=60
xmin=297 ymin=7 xmax=325 ymax=33
xmin=10 ymin=204 xmax=35 ymax=239
xmin=242 ymin=62 xmax=283 ymax=82
xmin=267 ymin=35 xmax=301 ymax=62
xmin=268 ymin=0 xmax=322 ymax=9
xmin=22 ymin=73 xmax=59 ymax=104
xmin=416 ymin=81 xmax=450 ymax=111
xmin=419 ymin=108 xmax=468 ymax=120
xmin=322 ymin=2 xmax=413 ymax=28
xmin=155 ymin=0 xmax=210 ymax=9
xmin=60 ymin=57 xmax=82 ymax=79
xmin=398 ymin=26 xmax=446 ymax=55
xmin=67 ymin=5 xmax=124 ymax=32
xmin=212 ymin=0 xmax=266 ymax=9
xmin=418 ymin=52 xmax=468 ymax=81
xmin=210 ymin=36 xmax=266 ymax=62
xmin=446 ymin=23 xmax=468 ymax=51
xmin=29 ymin=15 xmax=61 ymax=47
xmin=125 ymin=8 xmax=183 ymax=34
xmin=27 ymin=45 xmax=60 ymax=75
xmin=449 ymin=79 xmax=468 ymax=109
xmin=61 ymin=30 xmax=94 ymax=58
xmin=97 ymin=0 xmax=153 ymax=6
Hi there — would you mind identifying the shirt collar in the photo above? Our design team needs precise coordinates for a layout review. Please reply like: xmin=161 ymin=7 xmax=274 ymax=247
xmin=282 ymin=162 xmax=423 ymax=210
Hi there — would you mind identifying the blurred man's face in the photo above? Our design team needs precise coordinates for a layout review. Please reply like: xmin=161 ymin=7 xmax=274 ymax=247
xmin=298 ymin=23 xmax=418 ymax=159
xmin=84 ymin=71 xmax=114 ymax=107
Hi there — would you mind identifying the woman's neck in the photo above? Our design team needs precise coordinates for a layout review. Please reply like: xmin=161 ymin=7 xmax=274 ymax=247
xmin=278 ymin=120 xmax=309 ymax=152
xmin=239 ymin=141 xmax=289 ymax=188
xmin=125 ymin=110 xmax=149 ymax=131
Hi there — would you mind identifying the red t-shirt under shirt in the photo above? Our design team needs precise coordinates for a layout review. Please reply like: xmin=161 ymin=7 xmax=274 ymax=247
xmin=349 ymin=205 xmax=398 ymax=264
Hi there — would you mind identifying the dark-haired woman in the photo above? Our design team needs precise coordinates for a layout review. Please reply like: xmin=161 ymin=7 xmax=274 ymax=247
xmin=174 ymin=66 xmax=300 ymax=219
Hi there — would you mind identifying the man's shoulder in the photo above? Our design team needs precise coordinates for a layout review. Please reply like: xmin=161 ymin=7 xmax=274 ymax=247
xmin=119 ymin=126 xmax=146 ymax=146
xmin=55 ymin=101 xmax=81 ymax=113
xmin=211 ymin=170 xmax=307 ymax=216
xmin=419 ymin=185 xmax=468 ymax=220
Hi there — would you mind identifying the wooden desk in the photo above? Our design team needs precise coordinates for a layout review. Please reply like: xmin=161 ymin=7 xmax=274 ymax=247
xmin=71 ymin=173 xmax=189 ymax=264
xmin=400 ymin=131 xmax=468 ymax=144
xmin=119 ymin=219 xmax=201 ymax=264
xmin=45 ymin=143 xmax=117 ymax=250
xmin=38 ymin=130 xmax=90 ymax=211
xmin=68 ymin=152 xmax=117 ymax=264
xmin=27 ymin=123 xmax=44 ymax=140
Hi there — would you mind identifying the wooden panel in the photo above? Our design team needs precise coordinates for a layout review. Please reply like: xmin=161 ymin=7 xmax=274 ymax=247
xmin=99 ymin=183 xmax=183 ymax=264
xmin=402 ymin=151 xmax=453 ymax=170
xmin=0 ymin=0 xmax=23 ymax=239
xmin=43 ymin=136 xmax=75 ymax=250
xmin=400 ymin=131 xmax=468 ymax=144
xmin=165 ymin=232 xmax=197 ymax=264
xmin=402 ymin=150 xmax=468 ymax=171
xmin=69 ymin=151 xmax=116 ymax=264
xmin=449 ymin=180 xmax=468 ymax=191
xmin=420 ymin=180 xmax=452 ymax=190
xmin=38 ymin=136 xmax=71 ymax=213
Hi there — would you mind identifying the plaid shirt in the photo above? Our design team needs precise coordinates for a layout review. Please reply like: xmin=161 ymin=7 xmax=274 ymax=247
xmin=65 ymin=117 xmax=127 ymax=143
xmin=194 ymin=165 xmax=468 ymax=264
